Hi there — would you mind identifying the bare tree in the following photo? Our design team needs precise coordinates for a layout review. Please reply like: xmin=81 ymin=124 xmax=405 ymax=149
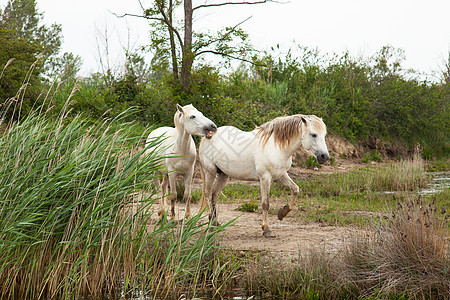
xmin=115 ymin=0 xmax=275 ymax=92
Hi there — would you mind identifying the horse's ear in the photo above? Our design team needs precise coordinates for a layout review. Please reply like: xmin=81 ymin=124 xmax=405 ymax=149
xmin=301 ymin=116 xmax=308 ymax=125
xmin=177 ymin=104 xmax=184 ymax=114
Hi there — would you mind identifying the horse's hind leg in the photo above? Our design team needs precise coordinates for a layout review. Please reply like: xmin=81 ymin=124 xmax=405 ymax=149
xmin=155 ymin=174 xmax=167 ymax=219
xmin=274 ymin=173 xmax=299 ymax=221
xmin=260 ymin=175 xmax=275 ymax=237
xmin=210 ymin=172 xmax=228 ymax=226
xmin=167 ymin=173 xmax=177 ymax=220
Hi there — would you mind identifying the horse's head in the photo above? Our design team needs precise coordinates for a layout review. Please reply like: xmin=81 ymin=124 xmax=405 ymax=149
xmin=176 ymin=104 xmax=217 ymax=138
xmin=301 ymin=115 xmax=329 ymax=164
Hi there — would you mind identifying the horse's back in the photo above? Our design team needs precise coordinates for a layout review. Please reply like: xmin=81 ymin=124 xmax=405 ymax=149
xmin=199 ymin=126 xmax=259 ymax=180
xmin=146 ymin=126 xmax=176 ymax=152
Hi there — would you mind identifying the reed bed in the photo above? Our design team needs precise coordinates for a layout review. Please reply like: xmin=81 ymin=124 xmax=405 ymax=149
xmin=0 ymin=103 xmax=236 ymax=299
xmin=296 ymin=153 xmax=429 ymax=199
xmin=338 ymin=196 xmax=450 ymax=299
xmin=243 ymin=194 xmax=450 ymax=299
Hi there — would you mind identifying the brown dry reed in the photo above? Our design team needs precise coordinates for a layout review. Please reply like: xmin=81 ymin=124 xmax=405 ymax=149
xmin=338 ymin=195 xmax=449 ymax=299
xmin=244 ymin=194 xmax=449 ymax=299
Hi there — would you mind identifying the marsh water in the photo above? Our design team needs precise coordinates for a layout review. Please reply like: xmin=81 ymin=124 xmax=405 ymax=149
xmin=419 ymin=171 xmax=450 ymax=195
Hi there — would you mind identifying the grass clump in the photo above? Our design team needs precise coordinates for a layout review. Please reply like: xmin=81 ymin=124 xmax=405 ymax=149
xmin=368 ymin=152 xmax=429 ymax=192
xmin=243 ymin=195 xmax=450 ymax=299
xmin=243 ymin=249 xmax=338 ymax=299
xmin=338 ymin=195 xmax=450 ymax=299
xmin=361 ymin=150 xmax=382 ymax=163
xmin=305 ymin=155 xmax=321 ymax=169
xmin=236 ymin=200 xmax=259 ymax=212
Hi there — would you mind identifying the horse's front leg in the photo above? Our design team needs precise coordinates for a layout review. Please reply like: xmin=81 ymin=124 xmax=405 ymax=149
xmin=274 ymin=173 xmax=299 ymax=221
xmin=183 ymin=166 xmax=194 ymax=219
xmin=158 ymin=175 xmax=169 ymax=219
xmin=167 ymin=172 xmax=177 ymax=220
xmin=259 ymin=175 xmax=274 ymax=237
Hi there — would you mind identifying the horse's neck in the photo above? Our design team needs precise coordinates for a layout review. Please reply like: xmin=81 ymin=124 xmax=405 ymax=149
xmin=287 ymin=135 xmax=303 ymax=156
xmin=175 ymin=124 xmax=192 ymax=154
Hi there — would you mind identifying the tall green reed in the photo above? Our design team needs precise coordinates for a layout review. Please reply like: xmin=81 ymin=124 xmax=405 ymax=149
xmin=0 ymin=88 xmax=237 ymax=298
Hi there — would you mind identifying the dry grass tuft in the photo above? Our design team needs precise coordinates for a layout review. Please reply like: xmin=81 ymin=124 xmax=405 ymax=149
xmin=243 ymin=194 xmax=449 ymax=299
xmin=338 ymin=195 xmax=450 ymax=299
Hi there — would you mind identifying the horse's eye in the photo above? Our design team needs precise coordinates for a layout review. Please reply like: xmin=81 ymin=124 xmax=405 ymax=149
xmin=311 ymin=133 xmax=317 ymax=138
xmin=190 ymin=115 xmax=196 ymax=119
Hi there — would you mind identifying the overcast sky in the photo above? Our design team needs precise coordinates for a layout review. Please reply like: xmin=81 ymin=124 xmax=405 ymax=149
xmin=3 ymin=0 xmax=450 ymax=79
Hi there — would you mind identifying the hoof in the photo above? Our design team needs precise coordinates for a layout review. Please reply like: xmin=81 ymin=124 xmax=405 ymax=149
xmin=277 ymin=204 xmax=291 ymax=221
xmin=263 ymin=230 xmax=275 ymax=238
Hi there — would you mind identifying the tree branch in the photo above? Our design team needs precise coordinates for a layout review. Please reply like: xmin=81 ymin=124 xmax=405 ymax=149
xmin=193 ymin=0 xmax=282 ymax=11
xmin=111 ymin=10 xmax=184 ymax=49
xmin=195 ymin=49 xmax=264 ymax=66
xmin=154 ymin=1 xmax=185 ymax=48
xmin=111 ymin=11 xmax=165 ymax=23
xmin=193 ymin=16 xmax=251 ymax=52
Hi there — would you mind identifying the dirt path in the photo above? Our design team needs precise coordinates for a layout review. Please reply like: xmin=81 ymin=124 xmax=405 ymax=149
xmin=146 ymin=200 xmax=365 ymax=262
xmin=147 ymin=157 xmax=369 ymax=261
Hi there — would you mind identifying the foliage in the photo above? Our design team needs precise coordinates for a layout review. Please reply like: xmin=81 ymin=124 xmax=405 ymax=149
xmin=0 ymin=103 xmax=237 ymax=298
xmin=0 ymin=0 xmax=82 ymax=120
xmin=305 ymin=155 xmax=321 ymax=169
xmin=361 ymin=150 xmax=382 ymax=163
xmin=0 ymin=23 xmax=43 ymax=113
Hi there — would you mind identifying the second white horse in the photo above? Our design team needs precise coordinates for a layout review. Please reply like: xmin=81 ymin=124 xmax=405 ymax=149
xmin=147 ymin=104 xmax=217 ymax=220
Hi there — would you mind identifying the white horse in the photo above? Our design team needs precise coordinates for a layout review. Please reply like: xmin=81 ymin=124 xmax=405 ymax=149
xmin=147 ymin=104 xmax=217 ymax=220
xmin=198 ymin=114 xmax=329 ymax=237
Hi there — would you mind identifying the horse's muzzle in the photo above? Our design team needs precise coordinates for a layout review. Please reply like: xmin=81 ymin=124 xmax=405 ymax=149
xmin=317 ymin=152 xmax=329 ymax=164
xmin=204 ymin=124 xmax=217 ymax=139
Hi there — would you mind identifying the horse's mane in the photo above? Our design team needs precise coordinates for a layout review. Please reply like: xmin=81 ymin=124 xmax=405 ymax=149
xmin=256 ymin=114 xmax=325 ymax=149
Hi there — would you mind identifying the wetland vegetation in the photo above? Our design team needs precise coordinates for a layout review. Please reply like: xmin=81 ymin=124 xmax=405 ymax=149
xmin=1 ymin=0 xmax=449 ymax=298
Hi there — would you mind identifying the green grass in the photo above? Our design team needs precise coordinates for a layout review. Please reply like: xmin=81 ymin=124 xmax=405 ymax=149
xmin=427 ymin=157 xmax=450 ymax=172
xmin=216 ymin=156 xmax=439 ymax=227
xmin=0 ymin=105 xmax=237 ymax=299
xmin=236 ymin=200 xmax=259 ymax=212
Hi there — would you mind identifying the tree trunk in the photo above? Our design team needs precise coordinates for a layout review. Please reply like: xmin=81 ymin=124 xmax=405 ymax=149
xmin=181 ymin=0 xmax=194 ymax=93
xmin=168 ymin=0 xmax=178 ymax=81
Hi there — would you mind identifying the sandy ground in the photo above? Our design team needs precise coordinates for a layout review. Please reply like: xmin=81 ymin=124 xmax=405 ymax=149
xmin=146 ymin=158 xmax=369 ymax=261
